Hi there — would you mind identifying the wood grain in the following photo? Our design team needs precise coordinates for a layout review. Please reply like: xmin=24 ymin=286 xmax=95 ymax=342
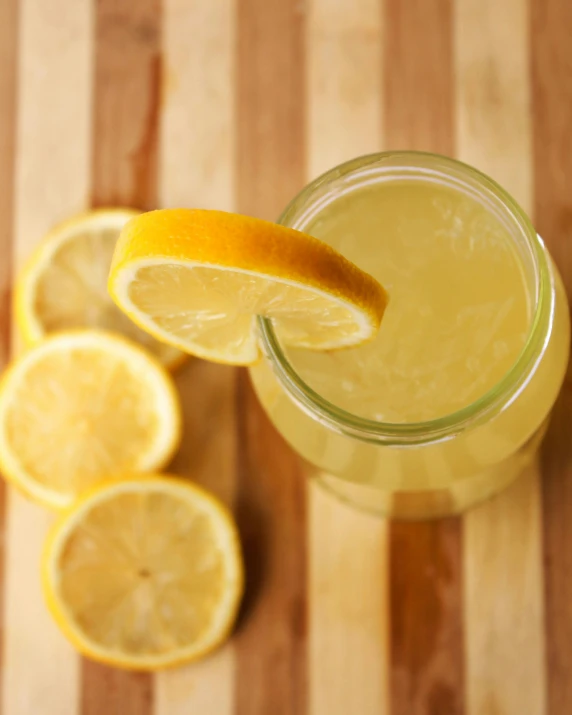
xmin=236 ymin=0 xmax=305 ymax=221
xmin=82 ymin=672 xmax=152 ymax=715
xmin=0 ymin=1 xmax=571 ymax=713
xmin=2 ymin=1 xmax=93 ymax=714
xmin=91 ymin=0 xmax=161 ymax=212
xmin=158 ymin=0 xmax=235 ymax=213
xmin=155 ymin=2 xmax=236 ymax=713
xmin=384 ymin=0 xmax=455 ymax=152
xmin=309 ymin=486 xmax=389 ymax=715
xmin=306 ymin=0 xmax=383 ymax=178
xmin=383 ymin=1 xmax=465 ymax=714
xmin=455 ymin=0 xmax=532 ymax=203
xmin=532 ymin=0 xmax=572 ymax=713
xmin=463 ymin=471 xmax=546 ymax=715
xmin=234 ymin=2 xmax=307 ymax=714
xmin=456 ymin=2 xmax=547 ymax=714
xmin=0 ymin=0 xmax=18 ymax=364
xmin=82 ymin=0 xmax=161 ymax=712
xmin=234 ymin=375 xmax=307 ymax=715
xmin=0 ymin=0 xmax=18 ymax=706
xmin=306 ymin=2 xmax=389 ymax=714
xmin=389 ymin=521 xmax=464 ymax=715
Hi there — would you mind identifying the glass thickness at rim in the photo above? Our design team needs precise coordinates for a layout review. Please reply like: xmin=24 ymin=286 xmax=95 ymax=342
xmin=256 ymin=151 xmax=553 ymax=446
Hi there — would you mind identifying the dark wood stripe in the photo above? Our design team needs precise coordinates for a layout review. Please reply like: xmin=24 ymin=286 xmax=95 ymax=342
xmin=90 ymin=0 xmax=161 ymax=212
xmin=83 ymin=0 xmax=161 ymax=711
xmin=0 ymin=1 xmax=18 ymax=712
xmin=384 ymin=0 xmax=455 ymax=153
xmin=0 ymin=0 xmax=18 ymax=365
xmin=236 ymin=0 xmax=306 ymax=221
xmin=82 ymin=670 xmax=153 ymax=715
xmin=389 ymin=520 xmax=464 ymax=715
xmin=234 ymin=372 xmax=307 ymax=715
xmin=170 ymin=361 xmax=237 ymax=508
xmin=383 ymin=1 xmax=465 ymax=713
xmin=235 ymin=4 xmax=307 ymax=712
xmin=532 ymin=1 xmax=572 ymax=712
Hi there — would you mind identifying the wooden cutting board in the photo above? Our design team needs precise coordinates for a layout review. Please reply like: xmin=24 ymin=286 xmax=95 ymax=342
xmin=0 ymin=0 xmax=571 ymax=714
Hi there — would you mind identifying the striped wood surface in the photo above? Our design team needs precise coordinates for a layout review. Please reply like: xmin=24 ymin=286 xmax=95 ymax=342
xmin=0 ymin=0 xmax=571 ymax=713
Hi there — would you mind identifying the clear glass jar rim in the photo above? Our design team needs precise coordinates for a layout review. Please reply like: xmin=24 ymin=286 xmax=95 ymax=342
xmin=257 ymin=151 xmax=553 ymax=445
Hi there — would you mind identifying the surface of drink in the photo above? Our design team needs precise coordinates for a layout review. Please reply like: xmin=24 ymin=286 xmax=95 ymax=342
xmin=285 ymin=180 xmax=530 ymax=423
xmin=249 ymin=153 xmax=570 ymax=517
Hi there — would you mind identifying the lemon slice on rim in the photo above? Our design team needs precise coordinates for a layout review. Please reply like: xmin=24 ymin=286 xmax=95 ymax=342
xmin=108 ymin=209 xmax=388 ymax=365
xmin=0 ymin=331 xmax=181 ymax=509
xmin=15 ymin=209 xmax=185 ymax=370
xmin=42 ymin=477 xmax=243 ymax=670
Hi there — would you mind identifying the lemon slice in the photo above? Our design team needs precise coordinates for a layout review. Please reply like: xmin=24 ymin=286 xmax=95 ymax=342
xmin=42 ymin=477 xmax=243 ymax=670
xmin=15 ymin=209 xmax=185 ymax=370
xmin=0 ymin=331 xmax=181 ymax=509
xmin=108 ymin=209 xmax=388 ymax=365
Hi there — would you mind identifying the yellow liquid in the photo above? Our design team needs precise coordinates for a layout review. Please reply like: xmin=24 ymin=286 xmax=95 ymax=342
xmin=286 ymin=181 xmax=531 ymax=423
xmin=250 ymin=176 xmax=570 ymax=517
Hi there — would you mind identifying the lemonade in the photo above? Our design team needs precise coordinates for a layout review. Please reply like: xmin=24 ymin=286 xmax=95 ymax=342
xmin=285 ymin=181 xmax=530 ymax=422
xmin=250 ymin=153 xmax=570 ymax=517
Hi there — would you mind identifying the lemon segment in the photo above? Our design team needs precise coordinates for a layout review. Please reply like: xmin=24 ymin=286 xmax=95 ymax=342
xmin=108 ymin=209 xmax=388 ymax=365
xmin=42 ymin=477 xmax=243 ymax=670
xmin=15 ymin=209 xmax=185 ymax=370
xmin=0 ymin=331 xmax=181 ymax=509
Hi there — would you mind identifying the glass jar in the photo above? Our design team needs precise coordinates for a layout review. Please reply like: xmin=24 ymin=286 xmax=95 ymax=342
xmin=249 ymin=152 xmax=570 ymax=518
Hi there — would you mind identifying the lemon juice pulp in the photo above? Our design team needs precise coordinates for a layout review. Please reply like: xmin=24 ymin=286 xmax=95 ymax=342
xmin=250 ymin=154 xmax=570 ymax=517
xmin=286 ymin=181 xmax=530 ymax=423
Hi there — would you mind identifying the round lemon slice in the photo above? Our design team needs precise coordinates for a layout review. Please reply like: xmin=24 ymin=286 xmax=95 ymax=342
xmin=0 ymin=331 xmax=181 ymax=508
xmin=108 ymin=209 xmax=388 ymax=365
xmin=42 ymin=477 xmax=243 ymax=670
xmin=15 ymin=209 xmax=185 ymax=370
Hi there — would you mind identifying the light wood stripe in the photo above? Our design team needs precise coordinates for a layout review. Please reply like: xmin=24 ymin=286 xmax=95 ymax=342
xmin=306 ymin=2 xmax=388 ymax=714
xmin=455 ymin=0 xmax=532 ymax=203
xmin=2 ymin=1 xmax=93 ymax=713
xmin=463 ymin=471 xmax=545 ymax=715
xmin=82 ymin=1 xmax=160 ymax=712
xmin=383 ymin=1 xmax=465 ymax=713
xmin=532 ymin=1 xmax=572 ymax=712
xmin=155 ymin=1 xmax=236 ymax=713
xmin=158 ymin=0 xmax=235 ymax=212
xmin=309 ymin=488 xmax=389 ymax=715
xmin=306 ymin=0 xmax=383 ymax=178
xmin=455 ymin=1 xmax=547 ymax=714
